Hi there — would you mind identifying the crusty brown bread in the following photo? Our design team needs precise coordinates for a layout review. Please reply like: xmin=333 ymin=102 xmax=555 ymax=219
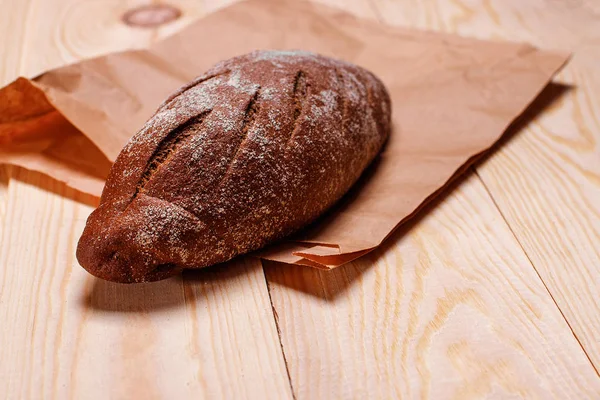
xmin=76 ymin=50 xmax=391 ymax=283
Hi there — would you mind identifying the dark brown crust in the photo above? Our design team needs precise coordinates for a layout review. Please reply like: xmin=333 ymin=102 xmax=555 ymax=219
xmin=76 ymin=50 xmax=392 ymax=283
xmin=135 ymin=110 xmax=212 ymax=198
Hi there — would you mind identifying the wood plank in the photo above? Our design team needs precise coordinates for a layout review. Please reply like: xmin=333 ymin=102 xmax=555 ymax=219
xmin=476 ymin=63 xmax=600 ymax=370
xmin=0 ymin=166 xmax=8 ymax=221
xmin=2 ymin=0 xmax=600 ymax=398
xmin=0 ymin=0 xmax=34 ymax=84
xmin=370 ymin=0 xmax=600 ymax=69
xmin=181 ymin=261 xmax=293 ymax=399
xmin=265 ymin=172 xmax=600 ymax=399
xmin=0 ymin=0 xmax=292 ymax=397
xmin=367 ymin=0 xmax=600 ymax=378
xmin=265 ymin=0 xmax=600 ymax=396
xmin=0 ymin=0 xmax=210 ymax=85
xmin=0 ymin=168 xmax=292 ymax=399
xmin=376 ymin=0 xmax=600 ymax=373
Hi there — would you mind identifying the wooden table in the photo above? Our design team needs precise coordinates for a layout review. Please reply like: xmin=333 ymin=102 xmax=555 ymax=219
xmin=1 ymin=0 xmax=599 ymax=398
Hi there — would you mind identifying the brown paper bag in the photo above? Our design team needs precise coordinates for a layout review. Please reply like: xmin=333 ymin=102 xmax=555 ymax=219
xmin=0 ymin=0 xmax=569 ymax=268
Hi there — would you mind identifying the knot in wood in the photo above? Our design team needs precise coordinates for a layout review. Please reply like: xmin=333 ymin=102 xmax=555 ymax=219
xmin=122 ymin=4 xmax=181 ymax=28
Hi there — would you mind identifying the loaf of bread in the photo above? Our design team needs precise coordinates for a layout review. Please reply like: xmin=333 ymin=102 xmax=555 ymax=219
xmin=76 ymin=50 xmax=391 ymax=283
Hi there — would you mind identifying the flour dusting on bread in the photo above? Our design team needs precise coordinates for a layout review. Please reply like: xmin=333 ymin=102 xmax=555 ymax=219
xmin=77 ymin=50 xmax=391 ymax=283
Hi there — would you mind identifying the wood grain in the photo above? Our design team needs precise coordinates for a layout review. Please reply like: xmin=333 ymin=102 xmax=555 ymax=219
xmin=0 ymin=0 xmax=208 ymax=86
xmin=0 ymin=166 xmax=8 ymax=222
xmin=0 ymin=0 xmax=292 ymax=398
xmin=366 ymin=0 xmax=600 ymax=378
xmin=180 ymin=261 xmax=293 ymax=399
xmin=265 ymin=172 xmax=600 ymax=399
xmin=477 ymin=64 xmax=600 ymax=370
xmin=373 ymin=0 xmax=600 ymax=374
xmin=0 ymin=168 xmax=292 ymax=399
xmin=2 ymin=0 xmax=600 ymax=398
